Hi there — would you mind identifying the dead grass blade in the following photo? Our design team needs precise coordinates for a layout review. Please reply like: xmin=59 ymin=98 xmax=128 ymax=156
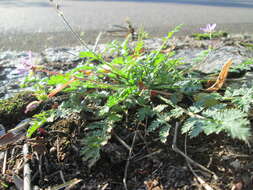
xmin=48 ymin=78 xmax=76 ymax=98
xmin=205 ymin=59 xmax=233 ymax=92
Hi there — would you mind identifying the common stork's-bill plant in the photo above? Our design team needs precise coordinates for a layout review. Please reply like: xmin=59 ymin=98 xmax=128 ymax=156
xmin=21 ymin=25 xmax=253 ymax=167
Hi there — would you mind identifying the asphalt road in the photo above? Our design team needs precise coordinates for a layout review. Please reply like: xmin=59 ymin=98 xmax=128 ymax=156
xmin=1 ymin=0 xmax=253 ymax=51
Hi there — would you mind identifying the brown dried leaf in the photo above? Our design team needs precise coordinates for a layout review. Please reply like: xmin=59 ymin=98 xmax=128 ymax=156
xmin=0 ymin=132 xmax=25 ymax=147
xmin=80 ymin=70 xmax=93 ymax=76
xmin=205 ymin=59 xmax=233 ymax=92
xmin=144 ymin=179 xmax=164 ymax=190
xmin=161 ymin=45 xmax=176 ymax=54
xmin=48 ymin=78 xmax=76 ymax=98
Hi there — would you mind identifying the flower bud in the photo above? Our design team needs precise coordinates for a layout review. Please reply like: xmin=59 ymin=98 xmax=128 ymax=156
xmin=25 ymin=101 xmax=41 ymax=114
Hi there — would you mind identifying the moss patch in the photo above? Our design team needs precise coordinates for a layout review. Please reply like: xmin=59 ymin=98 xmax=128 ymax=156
xmin=0 ymin=91 xmax=36 ymax=129
xmin=192 ymin=31 xmax=228 ymax=40
xmin=239 ymin=42 xmax=253 ymax=50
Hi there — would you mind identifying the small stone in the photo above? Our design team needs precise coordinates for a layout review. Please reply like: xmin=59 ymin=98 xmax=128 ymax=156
xmin=231 ymin=181 xmax=243 ymax=190
xmin=50 ymin=147 xmax=57 ymax=153
xmin=0 ymin=124 xmax=5 ymax=136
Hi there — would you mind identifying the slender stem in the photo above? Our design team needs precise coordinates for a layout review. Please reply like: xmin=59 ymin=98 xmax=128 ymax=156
xmin=93 ymin=32 xmax=104 ymax=52
xmin=49 ymin=0 xmax=90 ymax=51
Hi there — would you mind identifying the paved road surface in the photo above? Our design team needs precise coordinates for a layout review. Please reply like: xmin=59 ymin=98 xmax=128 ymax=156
xmin=1 ymin=0 xmax=253 ymax=51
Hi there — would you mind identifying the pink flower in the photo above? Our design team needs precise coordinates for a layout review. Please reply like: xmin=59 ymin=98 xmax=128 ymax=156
xmin=17 ymin=51 xmax=36 ymax=74
xmin=200 ymin=24 xmax=216 ymax=33
xmin=25 ymin=101 xmax=42 ymax=114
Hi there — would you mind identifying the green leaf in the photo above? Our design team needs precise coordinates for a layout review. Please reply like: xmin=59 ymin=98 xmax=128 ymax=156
xmin=57 ymin=93 xmax=84 ymax=118
xmin=224 ymin=85 xmax=253 ymax=112
xmin=27 ymin=110 xmax=55 ymax=137
xmin=79 ymin=51 xmax=99 ymax=59
xmin=230 ymin=59 xmax=253 ymax=72
xmin=27 ymin=119 xmax=46 ymax=138
xmin=182 ymin=108 xmax=251 ymax=141
xmin=170 ymin=92 xmax=183 ymax=104
xmin=188 ymin=103 xmax=205 ymax=114
xmin=182 ymin=117 xmax=204 ymax=138
xmin=107 ymin=113 xmax=122 ymax=123
xmin=204 ymin=109 xmax=251 ymax=141
xmin=106 ymin=87 xmax=137 ymax=108
xmin=81 ymin=145 xmax=101 ymax=168
xmin=159 ymin=124 xmax=172 ymax=143
xmin=175 ymin=79 xmax=202 ymax=95
xmin=47 ymin=75 xmax=71 ymax=86
xmin=167 ymin=24 xmax=183 ymax=39
xmin=153 ymin=104 xmax=168 ymax=113
xmin=193 ymin=92 xmax=221 ymax=107
xmin=137 ymin=106 xmax=155 ymax=121
xmin=170 ymin=107 xmax=184 ymax=118
xmin=81 ymin=120 xmax=114 ymax=167
xmin=148 ymin=119 xmax=163 ymax=132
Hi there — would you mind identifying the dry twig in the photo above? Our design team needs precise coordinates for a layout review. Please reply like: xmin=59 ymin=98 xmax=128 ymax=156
xmin=2 ymin=150 xmax=7 ymax=175
xmin=47 ymin=178 xmax=82 ymax=190
xmin=59 ymin=170 xmax=66 ymax=183
xmin=172 ymin=122 xmax=218 ymax=179
xmin=112 ymin=131 xmax=131 ymax=152
xmin=134 ymin=149 xmax=162 ymax=162
xmin=123 ymin=131 xmax=137 ymax=190
xmin=184 ymin=133 xmax=214 ymax=190
xmin=23 ymin=143 xmax=31 ymax=190
xmin=93 ymin=32 xmax=104 ymax=52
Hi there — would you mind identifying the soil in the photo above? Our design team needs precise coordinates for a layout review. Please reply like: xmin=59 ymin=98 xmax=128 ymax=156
xmin=1 ymin=94 xmax=253 ymax=190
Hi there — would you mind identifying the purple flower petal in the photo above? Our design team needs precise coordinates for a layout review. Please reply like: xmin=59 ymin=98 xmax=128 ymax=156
xmin=200 ymin=27 xmax=209 ymax=33
xmin=209 ymin=23 xmax=216 ymax=31
xmin=200 ymin=23 xmax=216 ymax=33
xmin=16 ymin=51 xmax=35 ymax=74
xmin=25 ymin=101 xmax=41 ymax=114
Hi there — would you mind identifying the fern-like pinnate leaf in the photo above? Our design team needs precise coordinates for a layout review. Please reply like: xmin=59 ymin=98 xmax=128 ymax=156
xmin=106 ymin=87 xmax=137 ymax=108
xmin=148 ymin=119 xmax=164 ymax=132
xmin=182 ymin=108 xmax=251 ymax=142
xmin=170 ymin=107 xmax=185 ymax=119
xmin=159 ymin=123 xmax=172 ymax=143
xmin=81 ymin=113 xmax=121 ymax=167
xmin=147 ymin=119 xmax=172 ymax=143
xmin=81 ymin=121 xmax=112 ymax=167
xmin=147 ymin=104 xmax=182 ymax=143
xmin=27 ymin=110 xmax=55 ymax=137
xmin=137 ymin=106 xmax=155 ymax=121
xmin=153 ymin=104 xmax=168 ymax=113
xmin=57 ymin=94 xmax=84 ymax=117
xmin=224 ymin=85 xmax=253 ymax=112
